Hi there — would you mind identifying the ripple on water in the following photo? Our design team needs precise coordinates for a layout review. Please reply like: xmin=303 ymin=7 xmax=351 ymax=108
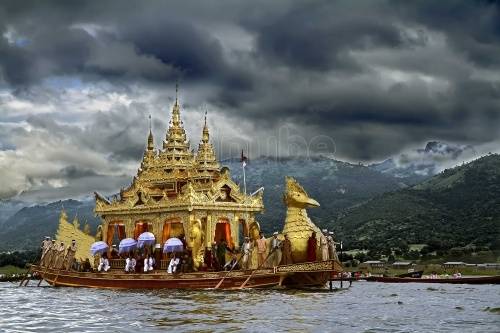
xmin=0 ymin=282 xmax=499 ymax=332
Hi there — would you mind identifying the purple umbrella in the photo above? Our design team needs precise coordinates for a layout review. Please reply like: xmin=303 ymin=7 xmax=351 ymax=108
xmin=163 ymin=237 xmax=184 ymax=253
xmin=119 ymin=238 xmax=137 ymax=254
xmin=90 ymin=241 xmax=109 ymax=256
xmin=138 ymin=232 xmax=156 ymax=248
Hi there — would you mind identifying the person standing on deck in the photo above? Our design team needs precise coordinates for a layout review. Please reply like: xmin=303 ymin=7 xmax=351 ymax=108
xmin=327 ymin=231 xmax=339 ymax=261
xmin=307 ymin=232 xmax=317 ymax=262
xmin=63 ymin=240 xmax=77 ymax=270
xmin=256 ymin=232 xmax=268 ymax=267
xmin=280 ymin=234 xmax=293 ymax=265
xmin=320 ymin=229 xmax=329 ymax=261
xmin=57 ymin=242 xmax=66 ymax=269
xmin=52 ymin=241 xmax=65 ymax=269
xmin=241 ymin=237 xmax=253 ymax=270
xmin=216 ymin=239 xmax=228 ymax=270
xmin=40 ymin=237 xmax=51 ymax=266
xmin=44 ymin=240 xmax=56 ymax=267
xmin=269 ymin=232 xmax=282 ymax=267
xmin=204 ymin=243 xmax=216 ymax=270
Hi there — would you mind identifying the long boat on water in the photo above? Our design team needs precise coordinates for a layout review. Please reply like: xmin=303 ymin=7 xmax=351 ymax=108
xmin=31 ymin=260 xmax=341 ymax=290
xmin=28 ymin=87 xmax=343 ymax=290
xmin=365 ymin=275 xmax=500 ymax=285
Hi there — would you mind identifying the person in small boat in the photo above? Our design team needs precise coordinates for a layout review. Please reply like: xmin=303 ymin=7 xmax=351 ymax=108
xmin=320 ymin=229 xmax=329 ymax=261
xmin=256 ymin=232 xmax=268 ymax=267
xmin=167 ymin=253 xmax=180 ymax=274
xmin=125 ymin=255 xmax=136 ymax=273
xmin=241 ymin=237 xmax=253 ymax=270
xmin=280 ymin=234 xmax=293 ymax=265
xmin=224 ymin=253 xmax=240 ymax=271
xmin=98 ymin=253 xmax=110 ymax=272
xmin=307 ymin=232 xmax=317 ymax=262
xmin=63 ymin=240 xmax=77 ymax=270
xmin=269 ymin=232 xmax=282 ymax=267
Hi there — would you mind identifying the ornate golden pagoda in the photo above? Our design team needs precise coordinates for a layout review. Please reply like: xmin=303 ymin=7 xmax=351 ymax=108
xmin=94 ymin=86 xmax=264 ymax=269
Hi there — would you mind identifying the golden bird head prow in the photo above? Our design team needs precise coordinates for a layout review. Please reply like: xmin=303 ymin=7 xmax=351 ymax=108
xmin=284 ymin=176 xmax=320 ymax=208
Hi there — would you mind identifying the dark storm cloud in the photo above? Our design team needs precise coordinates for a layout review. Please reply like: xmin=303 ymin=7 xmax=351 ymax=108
xmin=0 ymin=0 xmax=500 ymax=201
xmin=243 ymin=1 xmax=408 ymax=71
xmin=392 ymin=0 xmax=500 ymax=68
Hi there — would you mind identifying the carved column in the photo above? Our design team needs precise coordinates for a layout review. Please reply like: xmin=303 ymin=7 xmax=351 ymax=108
xmin=102 ymin=218 xmax=109 ymax=243
xmin=124 ymin=218 xmax=134 ymax=238
xmin=230 ymin=215 xmax=238 ymax=249
xmin=151 ymin=214 xmax=161 ymax=245
xmin=233 ymin=213 xmax=240 ymax=249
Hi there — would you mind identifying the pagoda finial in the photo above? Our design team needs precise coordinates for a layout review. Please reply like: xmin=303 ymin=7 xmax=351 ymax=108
xmin=171 ymin=82 xmax=181 ymax=126
xmin=175 ymin=81 xmax=179 ymax=106
xmin=147 ymin=114 xmax=154 ymax=150
xmin=202 ymin=109 xmax=209 ymax=143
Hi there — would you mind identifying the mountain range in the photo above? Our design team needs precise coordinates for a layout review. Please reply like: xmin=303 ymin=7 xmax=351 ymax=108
xmin=0 ymin=142 xmax=497 ymax=255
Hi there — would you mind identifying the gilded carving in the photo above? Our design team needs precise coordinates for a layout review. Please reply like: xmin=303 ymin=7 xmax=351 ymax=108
xmin=281 ymin=177 xmax=324 ymax=263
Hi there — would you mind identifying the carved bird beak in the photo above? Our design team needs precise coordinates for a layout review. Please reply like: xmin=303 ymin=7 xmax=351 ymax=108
xmin=305 ymin=198 xmax=320 ymax=208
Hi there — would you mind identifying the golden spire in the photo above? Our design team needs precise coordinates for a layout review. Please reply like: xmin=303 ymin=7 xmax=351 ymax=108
xmin=171 ymin=82 xmax=181 ymax=126
xmin=202 ymin=110 xmax=209 ymax=143
xmin=147 ymin=114 xmax=154 ymax=150
xmin=161 ymin=82 xmax=193 ymax=165
xmin=195 ymin=108 xmax=219 ymax=180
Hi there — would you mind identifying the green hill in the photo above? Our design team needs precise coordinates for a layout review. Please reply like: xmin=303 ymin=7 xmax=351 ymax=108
xmin=332 ymin=154 xmax=500 ymax=256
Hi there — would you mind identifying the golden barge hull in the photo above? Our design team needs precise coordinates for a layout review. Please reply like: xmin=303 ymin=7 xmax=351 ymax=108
xmin=31 ymin=260 xmax=341 ymax=290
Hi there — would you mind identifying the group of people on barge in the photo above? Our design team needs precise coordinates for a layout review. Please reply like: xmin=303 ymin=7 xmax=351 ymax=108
xmin=39 ymin=237 xmax=78 ymax=271
xmin=38 ymin=229 xmax=339 ymax=274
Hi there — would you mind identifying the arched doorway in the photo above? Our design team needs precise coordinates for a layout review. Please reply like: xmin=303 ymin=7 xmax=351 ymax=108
xmin=161 ymin=219 xmax=185 ymax=243
xmin=106 ymin=221 xmax=126 ymax=246
xmin=214 ymin=218 xmax=234 ymax=250
xmin=133 ymin=221 xmax=151 ymax=239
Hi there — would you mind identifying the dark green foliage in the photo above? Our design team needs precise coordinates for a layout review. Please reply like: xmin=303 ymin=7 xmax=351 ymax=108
xmin=0 ymin=250 xmax=39 ymax=268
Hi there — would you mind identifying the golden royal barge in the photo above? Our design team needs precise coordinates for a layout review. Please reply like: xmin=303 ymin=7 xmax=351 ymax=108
xmin=31 ymin=86 xmax=343 ymax=290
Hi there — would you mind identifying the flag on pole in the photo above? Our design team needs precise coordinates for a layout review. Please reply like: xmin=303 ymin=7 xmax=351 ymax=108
xmin=241 ymin=150 xmax=248 ymax=167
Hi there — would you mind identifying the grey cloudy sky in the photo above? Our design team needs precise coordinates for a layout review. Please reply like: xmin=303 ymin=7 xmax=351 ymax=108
xmin=0 ymin=0 xmax=499 ymax=201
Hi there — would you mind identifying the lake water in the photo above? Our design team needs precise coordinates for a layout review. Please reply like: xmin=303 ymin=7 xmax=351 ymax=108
xmin=0 ymin=281 xmax=498 ymax=332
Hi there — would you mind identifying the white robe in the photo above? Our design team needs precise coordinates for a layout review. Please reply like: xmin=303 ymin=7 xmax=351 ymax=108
xmin=143 ymin=257 xmax=154 ymax=272
xmin=167 ymin=258 xmax=180 ymax=273
xmin=125 ymin=258 xmax=136 ymax=272
xmin=98 ymin=258 xmax=110 ymax=272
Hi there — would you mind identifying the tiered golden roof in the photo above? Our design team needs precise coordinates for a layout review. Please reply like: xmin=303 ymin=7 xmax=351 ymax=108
xmin=94 ymin=86 xmax=264 ymax=269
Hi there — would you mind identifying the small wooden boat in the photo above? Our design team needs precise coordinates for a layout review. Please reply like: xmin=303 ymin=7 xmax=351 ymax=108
xmin=365 ymin=275 xmax=500 ymax=285
xmin=31 ymin=259 xmax=342 ymax=290
xmin=396 ymin=270 xmax=424 ymax=278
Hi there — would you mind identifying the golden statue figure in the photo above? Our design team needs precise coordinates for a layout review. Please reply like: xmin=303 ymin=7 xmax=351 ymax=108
xmin=281 ymin=176 xmax=323 ymax=263
xmin=187 ymin=219 xmax=205 ymax=270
